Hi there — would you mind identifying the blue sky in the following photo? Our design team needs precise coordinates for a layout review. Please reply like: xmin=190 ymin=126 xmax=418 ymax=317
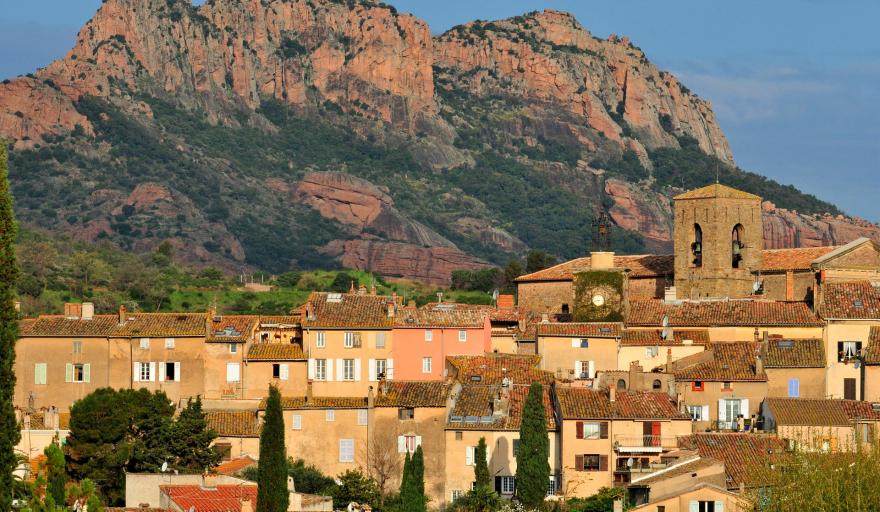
xmin=1 ymin=0 xmax=878 ymax=221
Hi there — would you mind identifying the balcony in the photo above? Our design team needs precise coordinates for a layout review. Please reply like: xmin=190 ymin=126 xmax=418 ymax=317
xmin=613 ymin=435 xmax=678 ymax=453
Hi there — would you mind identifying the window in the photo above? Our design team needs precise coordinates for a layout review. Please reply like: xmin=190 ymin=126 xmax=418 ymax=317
xmin=692 ymin=224 xmax=703 ymax=267
xmin=547 ymin=475 xmax=557 ymax=496
xmin=272 ymin=363 xmax=288 ymax=380
xmin=458 ymin=330 xmax=467 ymax=342
xmin=690 ymin=501 xmax=721 ymax=512
xmin=226 ymin=363 xmax=240 ymax=382
xmin=657 ymin=507 xmax=666 ymax=512
xmin=692 ymin=381 xmax=704 ymax=391
xmin=164 ymin=338 xmax=175 ymax=349
xmin=617 ymin=379 xmax=627 ymax=390
xmin=292 ymin=414 xmax=302 ymax=430
xmin=572 ymin=338 xmax=589 ymax=348
xmin=357 ymin=409 xmax=368 ymax=426
xmin=399 ymin=407 xmax=415 ymax=420
xmin=273 ymin=364 xmax=281 ymax=378
xmin=575 ymin=454 xmax=606 ymax=472
xmin=344 ymin=332 xmax=355 ymax=348
xmin=326 ymin=409 xmax=335 ymax=422
xmin=451 ymin=490 xmax=463 ymax=502
xmin=513 ymin=439 xmax=520 ymax=456
xmin=424 ymin=330 xmax=433 ymax=341
xmin=422 ymin=357 xmax=432 ymax=374
xmin=722 ymin=381 xmax=732 ymax=391
xmin=652 ymin=379 xmax=662 ymax=390
xmin=561 ymin=304 xmax=570 ymax=315
xmin=65 ymin=363 xmax=90 ymax=383
xmin=343 ymin=359 xmax=355 ymax=381
xmin=375 ymin=332 xmax=386 ymax=349
xmin=499 ymin=476 xmax=515 ymax=495
xmin=838 ymin=341 xmax=862 ymax=362
xmin=398 ymin=435 xmax=421 ymax=453
xmin=315 ymin=359 xmax=327 ymax=380
xmin=455 ymin=431 xmax=463 ymax=441
xmin=788 ymin=378 xmax=800 ymax=398
xmin=72 ymin=340 xmax=83 ymax=354
xmin=339 ymin=439 xmax=354 ymax=462
xmin=845 ymin=378 xmax=857 ymax=400
xmin=466 ymin=446 xmax=475 ymax=465
xmin=139 ymin=338 xmax=150 ymax=350
xmin=687 ymin=405 xmax=709 ymax=421
xmin=215 ymin=443 xmax=232 ymax=461
xmin=163 ymin=362 xmax=179 ymax=382
xmin=732 ymin=224 xmax=744 ymax=268
xmin=34 ymin=363 xmax=47 ymax=385
xmin=578 ymin=422 xmax=602 ymax=439
xmin=376 ymin=359 xmax=387 ymax=380
xmin=577 ymin=360 xmax=592 ymax=379
xmin=229 ymin=343 xmax=238 ymax=354
xmin=138 ymin=362 xmax=153 ymax=382
xmin=316 ymin=332 xmax=326 ymax=348
xmin=645 ymin=346 xmax=659 ymax=358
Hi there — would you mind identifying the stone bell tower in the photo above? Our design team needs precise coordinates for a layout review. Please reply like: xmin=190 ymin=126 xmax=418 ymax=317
xmin=673 ymin=184 xmax=763 ymax=299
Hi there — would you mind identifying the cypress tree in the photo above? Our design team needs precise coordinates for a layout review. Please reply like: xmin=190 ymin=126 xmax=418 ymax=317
xmin=515 ymin=383 xmax=550 ymax=508
xmin=0 ymin=142 xmax=19 ymax=511
xmin=410 ymin=445 xmax=426 ymax=512
xmin=474 ymin=437 xmax=490 ymax=488
xmin=399 ymin=451 xmax=411 ymax=495
xmin=45 ymin=440 xmax=67 ymax=505
xmin=257 ymin=385 xmax=289 ymax=512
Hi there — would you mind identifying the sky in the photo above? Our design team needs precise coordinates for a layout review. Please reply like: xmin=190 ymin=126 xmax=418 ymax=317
xmin=1 ymin=0 xmax=878 ymax=221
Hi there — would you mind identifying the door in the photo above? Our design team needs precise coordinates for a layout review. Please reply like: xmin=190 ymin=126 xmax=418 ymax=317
xmin=844 ymin=378 xmax=857 ymax=400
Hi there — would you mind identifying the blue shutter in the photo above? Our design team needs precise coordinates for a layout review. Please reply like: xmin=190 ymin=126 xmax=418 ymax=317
xmin=788 ymin=378 xmax=800 ymax=398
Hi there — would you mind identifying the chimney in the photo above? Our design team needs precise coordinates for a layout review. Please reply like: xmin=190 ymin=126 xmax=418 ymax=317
xmin=240 ymin=496 xmax=254 ymax=512
xmin=391 ymin=291 xmax=400 ymax=305
xmin=81 ymin=302 xmax=94 ymax=321
xmin=201 ymin=473 xmax=218 ymax=489
xmin=407 ymin=300 xmax=416 ymax=309
xmin=64 ymin=303 xmax=81 ymax=320
xmin=370 ymin=284 xmax=377 ymax=295
xmin=496 ymin=294 xmax=515 ymax=309
xmin=358 ymin=284 xmax=367 ymax=295
xmin=666 ymin=348 xmax=673 ymax=371
xmin=287 ymin=475 xmax=295 ymax=493
xmin=609 ymin=385 xmax=616 ymax=402
xmin=591 ymin=251 xmax=615 ymax=270
xmin=677 ymin=392 xmax=685 ymax=412
xmin=756 ymin=345 xmax=764 ymax=376
xmin=349 ymin=280 xmax=356 ymax=293
xmin=118 ymin=304 xmax=127 ymax=325
xmin=613 ymin=499 xmax=623 ymax=512
xmin=540 ymin=313 xmax=549 ymax=323
xmin=628 ymin=361 xmax=640 ymax=390
xmin=387 ymin=302 xmax=395 ymax=318
xmin=305 ymin=301 xmax=314 ymax=321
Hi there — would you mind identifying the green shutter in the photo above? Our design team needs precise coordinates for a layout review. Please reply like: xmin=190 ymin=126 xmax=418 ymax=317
xmin=65 ymin=363 xmax=73 ymax=383
xmin=83 ymin=364 xmax=91 ymax=383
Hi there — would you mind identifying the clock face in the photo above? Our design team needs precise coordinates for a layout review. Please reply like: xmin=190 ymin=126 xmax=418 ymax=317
xmin=592 ymin=294 xmax=605 ymax=307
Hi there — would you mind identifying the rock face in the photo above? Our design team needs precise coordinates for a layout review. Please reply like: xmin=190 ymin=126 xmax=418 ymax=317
xmin=762 ymin=202 xmax=880 ymax=248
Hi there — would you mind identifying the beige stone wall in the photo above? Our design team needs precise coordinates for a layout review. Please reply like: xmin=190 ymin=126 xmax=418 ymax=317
xmin=537 ymin=335 xmax=618 ymax=377
xmin=629 ymin=486 xmax=749 ymax=512
xmin=124 ymin=336 xmax=208 ymax=405
xmin=760 ymin=271 xmax=815 ymax=302
xmin=302 ymin=328 xmax=394 ymax=396
xmin=490 ymin=334 xmax=518 ymax=354
xmin=774 ymin=424 xmax=880 ymax=453
xmin=283 ymin=407 xmax=370 ymax=479
xmin=618 ymin=345 xmax=705 ymax=372
xmin=676 ymin=381 xmax=767 ymax=430
xmin=243 ymin=361 xmax=308 ymax=400
xmin=865 ymin=367 xmax=880 ymax=402
xmin=765 ymin=368 xmax=825 ymax=399
xmin=203 ymin=341 xmax=248 ymax=399
xmin=212 ymin=436 xmax=260 ymax=460
xmin=516 ymin=281 xmax=574 ymax=315
xmin=824 ymin=322 xmax=877 ymax=399
xmin=633 ymin=462 xmax=726 ymax=504
xmin=628 ymin=277 xmax=666 ymax=300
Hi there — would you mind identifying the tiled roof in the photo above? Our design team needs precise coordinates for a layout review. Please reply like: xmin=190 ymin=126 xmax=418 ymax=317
xmin=20 ymin=313 xmax=208 ymax=337
xmin=761 ymin=246 xmax=838 ymax=272
xmin=273 ymin=396 xmax=368 ymax=409
xmin=258 ymin=315 xmax=300 ymax=327
xmin=620 ymin=329 xmax=710 ymax=346
xmin=765 ymin=398 xmax=880 ymax=427
xmin=446 ymin=354 xmax=554 ymax=385
xmin=206 ymin=315 xmax=258 ymax=342
xmin=205 ymin=410 xmax=260 ymax=437
xmin=394 ymin=303 xmax=489 ymax=328
xmin=818 ymin=281 xmax=880 ymax=319
xmin=763 ymin=338 xmax=824 ymax=368
xmin=677 ymin=433 xmax=785 ymax=489
xmin=556 ymin=388 xmax=689 ymax=420
xmin=865 ymin=327 xmax=880 ymax=365
xmin=627 ymin=299 xmax=823 ymax=327
xmin=516 ymin=255 xmax=674 ymax=282
xmin=673 ymin=184 xmax=761 ymax=201
xmin=447 ymin=384 xmax=556 ymax=431
xmin=246 ymin=343 xmax=306 ymax=361
xmin=631 ymin=456 xmax=722 ymax=486
xmin=213 ymin=456 xmax=257 ymax=476
xmin=671 ymin=342 xmax=766 ymax=382
xmin=161 ymin=485 xmax=257 ymax=512
xmin=19 ymin=315 xmax=121 ymax=337
xmin=535 ymin=322 xmax=622 ymax=338
xmin=374 ymin=381 xmax=451 ymax=408
xmin=301 ymin=292 xmax=394 ymax=329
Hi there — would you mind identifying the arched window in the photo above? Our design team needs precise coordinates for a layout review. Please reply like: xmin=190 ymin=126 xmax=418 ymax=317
xmin=691 ymin=224 xmax=703 ymax=267
xmin=652 ymin=379 xmax=662 ymax=390
xmin=617 ymin=379 xmax=627 ymax=390
xmin=732 ymin=224 xmax=745 ymax=268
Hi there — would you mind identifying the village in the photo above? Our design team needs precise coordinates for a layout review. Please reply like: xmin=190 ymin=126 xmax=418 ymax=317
xmin=10 ymin=183 xmax=880 ymax=511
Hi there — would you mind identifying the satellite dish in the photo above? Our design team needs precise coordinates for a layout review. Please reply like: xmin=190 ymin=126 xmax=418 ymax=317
xmin=161 ymin=461 xmax=168 ymax=473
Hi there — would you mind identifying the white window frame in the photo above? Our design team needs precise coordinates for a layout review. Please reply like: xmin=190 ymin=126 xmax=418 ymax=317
xmin=344 ymin=332 xmax=355 ymax=348
xmin=292 ymin=414 xmax=302 ymax=430
xmin=229 ymin=343 xmax=238 ymax=354
xmin=343 ymin=359 xmax=355 ymax=381
xmin=162 ymin=361 xmax=181 ymax=382
xmin=326 ymin=409 xmax=335 ymax=422
xmin=357 ymin=409 xmax=368 ymax=426
xmin=139 ymin=338 xmax=150 ymax=350
xmin=339 ymin=438 xmax=354 ymax=463
xmin=316 ymin=332 xmax=326 ymax=348
xmin=451 ymin=490 xmax=463 ymax=502
xmin=376 ymin=359 xmax=387 ymax=380
xmin=315 ymin=359 xmax=327 ymax=381
xmin=422 ymin=357 xmax=432 ymax=374
xmin=226 ymin=362 xmax=241 ymax=383
xmin=582 ymin=422 xmax=601 ymax=439
xmin=458 ymin=330 xmax=467 ymax=342
xmin=69 ymin=363 xmax=89 ymax=383
xmin=499 ymin=476 xmax=516 ymax=495
xmin=164 ymin=338 xmax=175 ymax=349
xmin=687 ymin=405 xmax=709 ymax=422
xmin=424 ymin=329 xmax=433 ymax=342
xmin=138 ymin=362 xmax=152 ymax=382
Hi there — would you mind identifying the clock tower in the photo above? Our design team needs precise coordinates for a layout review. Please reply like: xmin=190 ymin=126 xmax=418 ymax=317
xmin=572 ymin=251 xmax=628 ymax=322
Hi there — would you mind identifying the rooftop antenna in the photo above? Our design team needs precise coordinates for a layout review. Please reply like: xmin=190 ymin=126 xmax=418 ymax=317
xmin=592 ymin=211 xmax=613 ymax=252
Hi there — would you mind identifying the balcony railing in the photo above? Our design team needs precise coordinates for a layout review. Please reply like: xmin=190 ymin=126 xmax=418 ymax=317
xmin=613 ymin=435 xmax=678 ymax=452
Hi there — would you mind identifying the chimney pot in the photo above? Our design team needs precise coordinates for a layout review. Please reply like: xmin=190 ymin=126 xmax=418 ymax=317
xmin=591 ymin=251 xmax=615 ymax=270
xmin=609 ymin=385 xmax=616 ymax=402
xmin=540 ymin=313 xmax=549 ymax=323
xmin=81 ymin=302 xmax=94 ymax=321
xmin=118 ymin=304 xmax=127 ymax=325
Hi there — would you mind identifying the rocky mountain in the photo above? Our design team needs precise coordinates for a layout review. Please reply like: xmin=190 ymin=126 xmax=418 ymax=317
xmin=2 ymin=0 xmax=877 ymax=285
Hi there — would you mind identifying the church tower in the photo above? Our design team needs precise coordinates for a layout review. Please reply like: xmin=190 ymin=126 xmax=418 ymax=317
xmin=673 ymin=184 xmax=763 ymax=299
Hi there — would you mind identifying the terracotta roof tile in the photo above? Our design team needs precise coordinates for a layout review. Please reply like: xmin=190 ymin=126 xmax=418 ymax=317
xmin=374 ymin=381 xmax=451 ymax=407
xmin=763 ymin=338 xmax=825 ymax=368
xmin=673 ymin=184 xmax=761 ymax=201
xmin=213 ymin=456 xmax=257 ymax=476
xmin=258 ymin=315 xmax=301 ymax=327
xmin=516 ymin=255 xmax=674 ymax=282
xmin=677 ymin=433 xmax=785 ymax=489
xmin=301 ymin=292 xmax=394 ymax=329
xmin=761 ymin=246 xmax=838 ymax=272
xmin=246 ymin=343 xmax=306 ymax=361
xmin=205 ymin=410 xmax=260 ymax=437
xmin=20 ymin=313 xmax=209 ymax=338
xmin=628 ymin=299 xmax=822 ymax=327
xmin=556 ymin=388 xmax=689 ymax=420
xmin=446 ymin=354 xmax=553 ymax=385
xmin=818 ymin=281 xmax=880 ymax=319
xmin=161 ymin=485 xmax=257 ymax=512
xmin=20 ymin=315 xmax=121 ymax=337
xmin=620 ymin=329 xmax=710 ymax=346
xmin=765 ymin=398 xmax=880 ymax=427
xmin=206 ymin=315 xmax=258 ymax=342
xmin=448 ymin=384 xmax=555 ymax=431
xmin=536 ymin=322 xmax=622 ymax=338
xmin=671 ymin=342 xmax=766 ymax=382
xmin=272 ymin=396 xmax=368 ymax=409
xmin=865 ymin=327 xmax=880 ymax=365
xmin=631 ymin=457 xmax=722 ymax=486
xmin=394 ymin=303 xmax=489 ymax=328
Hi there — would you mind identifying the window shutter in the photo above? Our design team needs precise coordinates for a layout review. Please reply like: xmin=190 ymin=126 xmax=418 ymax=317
xmin=576 ymin=421 xmax=584 ymax=439
xmin=368 ymin=359 xmax=377 ymax=382
xmin=132 ymin=363 xmax=139 ymax=382
xmin=599 ymin=455 xmax=608 ymax=471
xmin=702 ymin=405 xmax=710 ymax=420
xmin=571 ymin=338 xmax=580 ymax=348
xmin=35 ymin=364 xmax=46 ymax=385
xmin=292 ymin=414 xmax=302 ymax=430
xmin=600 ymin=421 xmax=609 ymax=439
xmin=280 ymin=364 xmax=289 ymax=381
xmin=336 ymin=359 xmax=344 ymax=381
xmin=494 ymin=476 xmax=501 ymax=493
xmin=159 ymin=362 xmax=166 ymax=382
xmin=326 ymin=359 xmax=334 ymax=381
xmin=718 ymin=399 xmax=727 ymax=422
xmin=741 ymin=399 xmax=750 ymax=418
xmin=574 ymin=360 xmax=581 ymax=378
xmin=83 ymin=364 xmax=91 ymax=383
xmin=307 ymin=359 xmax=316 ymax=380
xmin=715 ymin=501 xmax=724 ymax=512
xmin=354 ymin=359 xmax=362 ymax=381
xmin=174 ymin=362 xmax=181 ymax=382
xmin=416 ymin=436 xmax=422 ymax=448
xmin=588 ymin=360 xmax=595 ymax=379
xmin=398 ymin=436 xmax=406 ymax=453
xmin=386 ymin=359 xmax=394 ymax=380
xmin=575 ymin=454 xmax=584 ymax=471
xmin=689 ymin=501 xmax=699 ymax=512
xmin=466 ymin=446 xmax=474 ymax=465
xmin=149 ymin=362 xmax=156 ymax=382
xmin=789 ymin=378 xmax=799 ymax=397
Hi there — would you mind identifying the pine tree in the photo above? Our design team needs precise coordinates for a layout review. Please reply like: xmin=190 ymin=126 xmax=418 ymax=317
xmin=474 ymin=437 xmax=490 ymax=488
xmin=515 ymin=382 xmax=550 ymax=508
xmin=257 ymin=385 xmax=289 ymax=512
xmin=0 ymin=143 xmax=20 ymax=512
xmin=171 ymin=396 xmax=221 ymax=473
xmin=44 ymin=440 xmax=67 ymax=505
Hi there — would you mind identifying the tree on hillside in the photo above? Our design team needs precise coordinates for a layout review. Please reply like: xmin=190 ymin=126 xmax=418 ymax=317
xmin=257 ymin=385 xmax=289 ymax=512
xmin=0 ymin=142 xmax=21 ymax=511
xmin=525 ymin=250 xmax=556 ymax=274
xmin=170 ymin=396 xmax=220 ymax=473
xmin=475 ymin=437 xmax=490 ymax=488
xmin=44 ymin=440 xmax=67 ymax=505
xmin=516 ymin=382 xmax=550 ymax=508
